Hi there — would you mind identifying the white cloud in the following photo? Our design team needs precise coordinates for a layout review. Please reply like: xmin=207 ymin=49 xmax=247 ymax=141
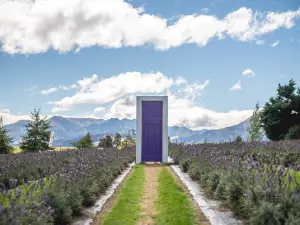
xmin=49 ymin=71 xmax=253 ymax=129
xmin=74 ymin=47 xmax=81 ymax=53
xmin=255 ymin=40 xmax=265 ymax=45
xmin=271 ymin=40 xmax=280 ymax=47
xmin=175 ymin=77 xmax=188 ymax=86
xmin=0 ymin=109 xmax=30 ymax=125
xmin=230 ymin=80 xmax=242 ymax=91
xmin=0 ymin=0 xmax=299 ymax=54
xmin=104 ymin=96 xmax=137 ymax=120
xmin=176 ymin=80 xmax=209 ymax=100
xmin=241 ymin=68 xmax=255 ymax=77
xmin=103 ymin=93 xmax=252 ymax=130
xmin=60 ymin=84 xmax=78 ymax=91
xmin=41 ymin=87 xmax=58 ymax=95
xmin=51 ymin=72 xmax=174 ymax=112
xmin=41 ymin=84 xmax=78 ymax=95
xmin=93 ymin=106 xmax=106 ymax=118
xmin=77 ymin=74 xmax=98 ymax=91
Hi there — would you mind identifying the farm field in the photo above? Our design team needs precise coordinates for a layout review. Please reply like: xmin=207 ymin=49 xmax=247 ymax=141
xmin=2 ymin=141 xmax=300 ymax=225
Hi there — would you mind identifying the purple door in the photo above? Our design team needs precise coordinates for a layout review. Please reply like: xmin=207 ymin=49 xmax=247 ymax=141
xmin=142 ymin=101 xmax=163 ymax=162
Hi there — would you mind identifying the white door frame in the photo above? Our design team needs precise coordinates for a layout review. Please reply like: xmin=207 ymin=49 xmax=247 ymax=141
xmin=136 ymin=96 xmax=168 ymax=163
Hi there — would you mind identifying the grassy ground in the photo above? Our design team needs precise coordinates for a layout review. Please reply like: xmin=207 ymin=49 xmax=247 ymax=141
xmin=102 ymin=165 xmax=145 ymax=225
xmin=154 ymin=167 xmax=198 ymax=225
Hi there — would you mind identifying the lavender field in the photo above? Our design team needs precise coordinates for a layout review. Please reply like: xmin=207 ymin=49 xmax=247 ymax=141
xmin=0 ymin=147 xmax=135 ymax=225
xmin=170 ymin=141 xmax=300 ymax=225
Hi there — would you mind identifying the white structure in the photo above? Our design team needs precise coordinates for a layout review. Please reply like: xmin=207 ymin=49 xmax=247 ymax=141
xmin=136 ymin=96 xmax=168 ymax=163
xmin=49 ymin=131 xmax=54 ymax=147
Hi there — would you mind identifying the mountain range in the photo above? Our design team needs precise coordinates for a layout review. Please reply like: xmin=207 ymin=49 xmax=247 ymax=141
xmin=4 ymin=116 xmax=263 ymax=146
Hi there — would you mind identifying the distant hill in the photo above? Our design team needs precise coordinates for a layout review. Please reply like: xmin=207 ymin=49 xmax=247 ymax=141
xmin=4 ymin=116 xmax=266 ymax=146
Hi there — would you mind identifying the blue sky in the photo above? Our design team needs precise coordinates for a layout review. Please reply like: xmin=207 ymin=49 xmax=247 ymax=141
xmin=0 ymin=0 xmax=300 ymax=129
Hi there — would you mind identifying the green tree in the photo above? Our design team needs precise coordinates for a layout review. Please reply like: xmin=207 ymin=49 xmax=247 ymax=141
xmin=0 ymin=117 xmax=13 ymax=154
xmin=113 ymin=133 xmax=122 ymax=148
xmin=73 ymin=132 xmax=94 ymax=149
xmin=20 ymin=109 xmax=52 ymax=152
xmin=98 ymin=135 xmax=113 ymax=148
xmin=285 ymin=125 xmax=300 ymax=140
xmin=247 ymin=102 xmax=264 ymax=141
xmin=235 ymin=135 xmax=243 ymax=143
xmin=260 ymin=80 xmax=300 ymax=140
xmin=119 ymin=129 xmax=136 ymax=149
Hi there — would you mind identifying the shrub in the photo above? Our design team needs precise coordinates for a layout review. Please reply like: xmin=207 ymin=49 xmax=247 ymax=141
xmin=207 ymin=172 xmax=220 ymax=192
xmin=72 ymin=133 xmax=94 ymax=149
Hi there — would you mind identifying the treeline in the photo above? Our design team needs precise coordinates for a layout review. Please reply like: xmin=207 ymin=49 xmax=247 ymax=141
xmin=72 ymin=129 xmax=136 ymax=150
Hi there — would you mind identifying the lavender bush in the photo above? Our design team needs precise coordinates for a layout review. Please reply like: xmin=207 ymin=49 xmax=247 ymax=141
xmin=0 ymin=147 xmax=135 ymax=225
xmin=170 ymin=141 xmax=300 ymax=224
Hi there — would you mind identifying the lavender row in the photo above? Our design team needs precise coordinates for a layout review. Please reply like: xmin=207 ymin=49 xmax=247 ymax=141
xmin=0 ymin=147 xmax=135 ymax=225
xmin=170 ymin=141 xmax=300 ymax=225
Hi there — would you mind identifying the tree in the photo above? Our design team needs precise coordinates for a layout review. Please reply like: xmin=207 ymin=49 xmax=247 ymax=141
xmin=0 ymin=117 xmax=13 ymax=154
xmin=125 ymin=129 xmax=135 ymax=147
xmin=285 ymin=125 xmax=300 ymax=140
xmin=247 ymin=102 xmax=264 ymax=141
xmin=113 ymin=133 xmax=122 ymax=148
xmin=119 ymin=129 xmax=136 ymax=149
xmin=235 ymin=135 xmax=243 ymax=143
xmin=98 ymin=135 xmax=113 ymax=148
xmin=73 ymin=133 xmax=94 ymax=149
xmin=260 ymin=80 xmax=300 ymax=140
xmin=20 ymin=109 xmax=52 ymax=152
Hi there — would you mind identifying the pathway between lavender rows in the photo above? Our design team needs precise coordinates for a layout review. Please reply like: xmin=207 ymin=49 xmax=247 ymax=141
xmin=98 ymin=164 xmax=210 ymax=225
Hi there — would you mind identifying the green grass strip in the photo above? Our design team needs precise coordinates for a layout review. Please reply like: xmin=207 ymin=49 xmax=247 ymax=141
xmin=102 ymin=165 xmax=145 ymax=225
xmin=155 ymin=167 xmax=197 ymax=225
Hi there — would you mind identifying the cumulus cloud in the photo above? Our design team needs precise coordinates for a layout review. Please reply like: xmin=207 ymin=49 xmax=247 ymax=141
xmin=104 ymin=96 xmax=137 ymax=120
xmin=271 ymin=40 xmax=280 ymax=47
xmin=230 ymin=80 xmax=242 ymax=91
xmin=0 ymin=0 xmax=299 ymax=54
xmin=0 ymin=109 xmax=30 ymax=125
xmin=47 ymin=71 xmax=252 ymax=129
xmin=51 ymin=72 xmax=174 ymax=112
xmin=41 ymin=84 xmax=78 ymax=95
xmin=176 ymin=80 xmax=210 ymax=100
xmin=241 ymin=68 xmax=255 ymax=77
xmin=103 ymin=93 xmax=252 ymax=129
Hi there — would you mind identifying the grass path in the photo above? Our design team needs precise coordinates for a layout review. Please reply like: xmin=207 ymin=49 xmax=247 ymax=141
xmin=102 ymin=165 xmax=145 ymax=225
xmin=100 ymin=165 xmax=209 ymax=225
xmin=155 ymin=167 xmax=208 ymax=225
